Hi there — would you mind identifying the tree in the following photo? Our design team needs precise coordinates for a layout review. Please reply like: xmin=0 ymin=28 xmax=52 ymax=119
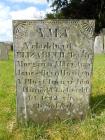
xmin=47 ymin=0 xmax=105 ymax=33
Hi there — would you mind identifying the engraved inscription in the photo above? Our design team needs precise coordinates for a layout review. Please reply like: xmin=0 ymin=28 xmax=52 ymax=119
xmin=37 ymin=28 xmax=68 ymax=38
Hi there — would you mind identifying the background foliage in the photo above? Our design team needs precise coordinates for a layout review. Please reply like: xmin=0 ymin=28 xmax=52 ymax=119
xmin=47 ymin=0 xmax=105 ymax=33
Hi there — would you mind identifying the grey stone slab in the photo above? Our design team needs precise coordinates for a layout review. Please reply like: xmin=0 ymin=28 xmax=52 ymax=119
xmin=0 ymin=42 xmax=9 ymax=60
xmin=94 ymin=35 xmax=104 ymax=54
xmin=101 ymin=28 xmax=105 ymax=35
xmin=13 ymin=20 xmax=95 ymax=124
xmin=5 ymin=42 xmax=13 ymax=51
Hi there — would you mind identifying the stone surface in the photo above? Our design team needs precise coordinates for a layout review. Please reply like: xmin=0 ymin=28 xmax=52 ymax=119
xmin=13 ymin=20 xmax=95 ymax=123
xmin=94 ymin=35 xmax=104 ymax=54
xmin=5 ymin=42 xmax=13 ymax=51
xmin=101 ymin=28 xmax=105 ymax=35
xmin=0 ymin=42 xmax=9 ymax=60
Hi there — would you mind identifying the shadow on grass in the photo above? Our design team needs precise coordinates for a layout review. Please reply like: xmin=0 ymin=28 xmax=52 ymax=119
xmin=90 ymin=94 xmax=105 ymax=114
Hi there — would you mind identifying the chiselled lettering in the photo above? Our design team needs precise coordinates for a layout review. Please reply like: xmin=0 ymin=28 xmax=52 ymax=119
xmin=38 ymin=28 xmax=68 ymax=38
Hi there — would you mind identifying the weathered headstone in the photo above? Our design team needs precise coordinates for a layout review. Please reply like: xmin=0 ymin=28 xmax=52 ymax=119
xmin=4 ymin=42 xmax=13 ymax=51
xmin=94 ymin=34 xmax=105 ymax=54
xmin=13 ymin=20 xmax=95 ymax=123
xmin=94 ymin=29 xmax=105 ymax=54
xmin=0 ymin=42 xmax=9 ymax=60
xmin=94 ymin=36 xmax=103 ymax=54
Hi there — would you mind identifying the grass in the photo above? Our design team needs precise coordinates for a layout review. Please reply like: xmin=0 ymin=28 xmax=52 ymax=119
xmin=0 ymin=52 xmax=105 ymax=140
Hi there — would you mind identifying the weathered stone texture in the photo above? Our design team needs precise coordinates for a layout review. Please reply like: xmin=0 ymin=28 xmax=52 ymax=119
xmin=13 ymin=20 xmax=95 ymax=123
xmin=94 ymin=35 xmax=104 ymax=54
xmin=0 ymin=42 xmax=9 ymax=60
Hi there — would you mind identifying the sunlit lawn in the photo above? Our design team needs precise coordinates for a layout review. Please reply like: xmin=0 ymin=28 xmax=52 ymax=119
xmin=0 ymin=52 xmax=105 ymax=140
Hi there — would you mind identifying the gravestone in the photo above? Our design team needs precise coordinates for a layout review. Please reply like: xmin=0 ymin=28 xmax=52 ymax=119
xmin=0 ymin=42 xmax=9 ymax=60
xmin=94 ymin=36 xmax=104 ymax=54
xmin=4 ymin=42 xmax=13 ymax=51
xmin=94 ymin=28 xmax=105 ymax=54
xmin=13 ymin=20 xmax=95 ymax=123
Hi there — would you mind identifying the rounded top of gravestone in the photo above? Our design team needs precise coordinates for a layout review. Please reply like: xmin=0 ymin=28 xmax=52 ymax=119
xmin=100 ymin=28 xmax=105 ymax=35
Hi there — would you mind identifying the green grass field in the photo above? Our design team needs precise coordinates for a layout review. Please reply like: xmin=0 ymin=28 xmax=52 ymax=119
xmin=0 ymin=52 xmax=105 ymax=140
